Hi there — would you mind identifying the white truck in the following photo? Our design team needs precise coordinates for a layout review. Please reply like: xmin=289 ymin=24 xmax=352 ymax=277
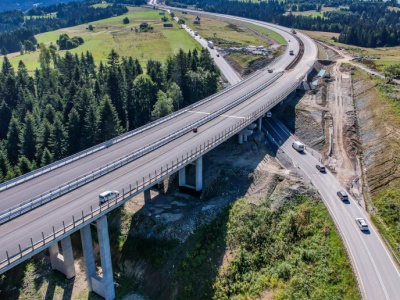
xmin=292 ymin=141 xmax=304 ymax=152
xmin=207 ymin=40 xmax=214 ymax=49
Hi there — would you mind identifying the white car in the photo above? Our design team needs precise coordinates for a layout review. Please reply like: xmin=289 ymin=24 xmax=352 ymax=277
xmin=99 ymin=190 xmax=119 ymax=204
xmin=355 ymin=218 xmax=369 ymax=231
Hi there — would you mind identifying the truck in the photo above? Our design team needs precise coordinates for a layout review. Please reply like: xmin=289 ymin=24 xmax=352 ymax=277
xmin=207 ymin=40 xmax=214 ymax=49
xmin=292 ymin=141 xmax=304 ymax=152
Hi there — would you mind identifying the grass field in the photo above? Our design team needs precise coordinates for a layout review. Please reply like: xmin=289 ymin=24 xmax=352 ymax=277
xmin=2 ymin=7 xmax=201 ymax=72
xmin=239 ymin=22 xmax=287 ymax=45
xmin=175 ymin=11 xmax=273 ymax=47
xmin=300 ymin=29 xmax=400 ymax=70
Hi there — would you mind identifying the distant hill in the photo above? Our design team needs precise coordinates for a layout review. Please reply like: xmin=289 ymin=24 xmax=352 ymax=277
xmin=0 ymin=0 xmax=84 ymax=12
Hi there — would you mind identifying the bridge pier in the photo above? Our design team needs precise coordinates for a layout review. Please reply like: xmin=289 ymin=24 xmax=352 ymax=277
xmin=258 ymin=117 xmax=262 ymax=132
xmin=195 ymin=156 xmax=203 ymax=191
xmin=238 ymin=133 xmax=243 ymax=144
xmin=49 ymin=235 xmax=75 ymax=279
xmin=80 ymin=215 xmax=115 ymax=300
xmin=144 ymin=189 xmax=151 ymax=203
xmin=178 ymin=156 xmax=203 ymax=194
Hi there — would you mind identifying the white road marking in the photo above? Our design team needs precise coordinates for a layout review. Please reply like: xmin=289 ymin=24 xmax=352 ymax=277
xmin=220 ymin=114 xmax=246 ymax=119
xmin=188 ymin=110 xmax=246 ymax=119
xmin=188 ymin=110 xmax=210 ymax=115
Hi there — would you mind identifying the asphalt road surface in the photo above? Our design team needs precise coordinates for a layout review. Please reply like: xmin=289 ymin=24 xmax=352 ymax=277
xmin=0 ymin=6 xmax=319 ymax=276
xmin=264 ymin=118 xmax=400 ymax=300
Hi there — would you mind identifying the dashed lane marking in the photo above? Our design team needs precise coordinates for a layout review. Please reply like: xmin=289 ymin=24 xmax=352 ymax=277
xmin=188 ymin=110 xmax=246 ymax=119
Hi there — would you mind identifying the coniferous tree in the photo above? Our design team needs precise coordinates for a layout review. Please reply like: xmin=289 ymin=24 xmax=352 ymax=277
xmin=0 ymin=101 xmax=12 ymax=140
xmin=67 ymin=108 xmax=81 ymax=155
xmin=50 ymin=113 xmax=67 ymax=160
xmin=40 ymin=147 xmax=53 ymax=167
xmin=82 ymin=103 xmax=98 ymax=148
xmin=17 ymin=156 xmax=34 ymax=175
xmin=20 ymin=112 xmax=37 ymax=161
xmin=98 ymin=96 xmax=121 ymax=143
xmin=6 ymin=117 xmax=21 ymax=165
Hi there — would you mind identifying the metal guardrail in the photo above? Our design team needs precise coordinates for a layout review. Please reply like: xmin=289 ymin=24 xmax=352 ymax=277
xmin=0 ymin=74 xmax=304 ymax=274
xmin=0 ymin=73 xmax=283 ymax=225
xmin=0 ymin=69 xmax=261 ymax=193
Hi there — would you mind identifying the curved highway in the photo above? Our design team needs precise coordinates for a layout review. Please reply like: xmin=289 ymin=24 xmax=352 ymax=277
xmin=0 ymin=13 xmax=316 ymax=270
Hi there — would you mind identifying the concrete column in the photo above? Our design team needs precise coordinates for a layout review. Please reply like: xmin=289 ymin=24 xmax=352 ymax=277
xmin=195 ymin=156 xmax=203 ymax=191
xmin=80 ymin=225 xmax=96 ymax=292
xmin=96 ymin=216 xmax=115 ymax=300
xmin=238 ymin=133 xmax=243 ymax=144
xmin=80 ymin=217 xmax=115 ymax=300
xmin=280 ymin=100 xmax=284 ymax=106
xmin=258 ymin=117 xmax=262 ymax=132
xmin=49 ymin=235 xmax=75 ymax=279
xmin=179 ymin=167 xmax=186 ymax=186
xmin=243 ymin=134 xmax=248 ymax=142
xmin=144 ymin=189 xmax=151 ymax=202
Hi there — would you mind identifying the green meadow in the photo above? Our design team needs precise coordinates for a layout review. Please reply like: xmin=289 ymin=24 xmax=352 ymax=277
xmin=3 ymin=7 xmax=201 ymax=72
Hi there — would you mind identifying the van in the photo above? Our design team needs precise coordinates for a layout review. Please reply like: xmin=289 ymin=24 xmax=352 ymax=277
xmin=292 ymin=141 xmax=304 ymax=152
xmin=99 ymin=190 xmax=119 ymax=204
xmin=337 ymin=190 xmax=348 ymax=201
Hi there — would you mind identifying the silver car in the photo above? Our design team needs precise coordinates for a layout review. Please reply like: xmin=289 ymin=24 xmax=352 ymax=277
xmin=355 ymin=218 xmax=369 ymax=231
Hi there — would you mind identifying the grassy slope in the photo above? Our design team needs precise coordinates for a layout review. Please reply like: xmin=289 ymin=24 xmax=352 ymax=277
xmin=172 ymin=195 xmax=359 ymax=299
xmin=2 ymin=7 xmax=201 ymax=72
xmin=353 ymin=70 xmax=400 ymax=262
xmin=211 ymin=196 xmax=359 ymax=299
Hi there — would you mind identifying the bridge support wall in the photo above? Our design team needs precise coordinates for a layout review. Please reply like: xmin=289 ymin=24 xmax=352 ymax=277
xmin=80 ymin=215 xmax=115 ymax=300
xmin=49 ymin=235 xmax=75 ymax=279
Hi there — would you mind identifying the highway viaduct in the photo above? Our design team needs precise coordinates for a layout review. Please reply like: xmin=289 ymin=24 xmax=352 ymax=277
xmin=0 ymin=9 xmax=317 ymax=300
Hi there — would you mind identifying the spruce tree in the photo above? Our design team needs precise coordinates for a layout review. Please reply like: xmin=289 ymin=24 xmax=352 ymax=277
xmin=20 ymin=112 xmax=37 ymax=161
xmin=6 ymin=117 xmax=21 ymax=165
xmin=50 ymin=113 xmax=67 ymax=160
xmin=67 ymin=108 xmax=81 ymax=155
xmin=40 ymin=147 xmax=53 ymax=167
xmin=98 ymin=96 xmax=121 ymax=142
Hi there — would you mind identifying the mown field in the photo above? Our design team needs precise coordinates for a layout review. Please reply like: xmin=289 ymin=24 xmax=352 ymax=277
xmin=2 ymin=7 xmax=201 ymax=72
xmin=301 ymin=29 xmax=400 ymax=70
xmin=174 ymin=11 xmax=277 ymax=47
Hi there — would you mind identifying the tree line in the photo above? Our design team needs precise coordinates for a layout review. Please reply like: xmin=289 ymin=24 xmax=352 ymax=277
xmin=168 ymin=0 xmax=400 ymax=48
xmin=0 ymin=46 xmax=219 ymax=182
xmin=0 ymin=2 xmax=129 ymax=53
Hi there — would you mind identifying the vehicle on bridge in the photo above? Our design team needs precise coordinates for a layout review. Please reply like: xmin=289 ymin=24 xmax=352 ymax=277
xmin=316 ymin=164 xmax=326 ymax=172
xmin=207 ymin=40 xmax=214 ymax=49
xmin=289 ymin=50 xmax=294 ymax=55
xmin=99 ymin=190 xmax=119 ymax=204
xmin=292 ymin=141 xmax=304 ymax=152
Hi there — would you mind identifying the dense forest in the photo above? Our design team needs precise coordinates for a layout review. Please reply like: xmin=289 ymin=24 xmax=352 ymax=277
xmin=169 ymin=0 xmax=400 ymax=47
xmin=0 ymin=0 xmax=84 ymax=12
xmin=0 ymin=46 xmax=219 ymax=182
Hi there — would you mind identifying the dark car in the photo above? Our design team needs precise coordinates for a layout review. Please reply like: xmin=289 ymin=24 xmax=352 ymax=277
xmin=193 ymin=127 xmax=198 ymax=133
xmin=316 ymin=164 xmax=326 ymax=172
xmin=337 ymin=190 xmax=349 ymax=201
